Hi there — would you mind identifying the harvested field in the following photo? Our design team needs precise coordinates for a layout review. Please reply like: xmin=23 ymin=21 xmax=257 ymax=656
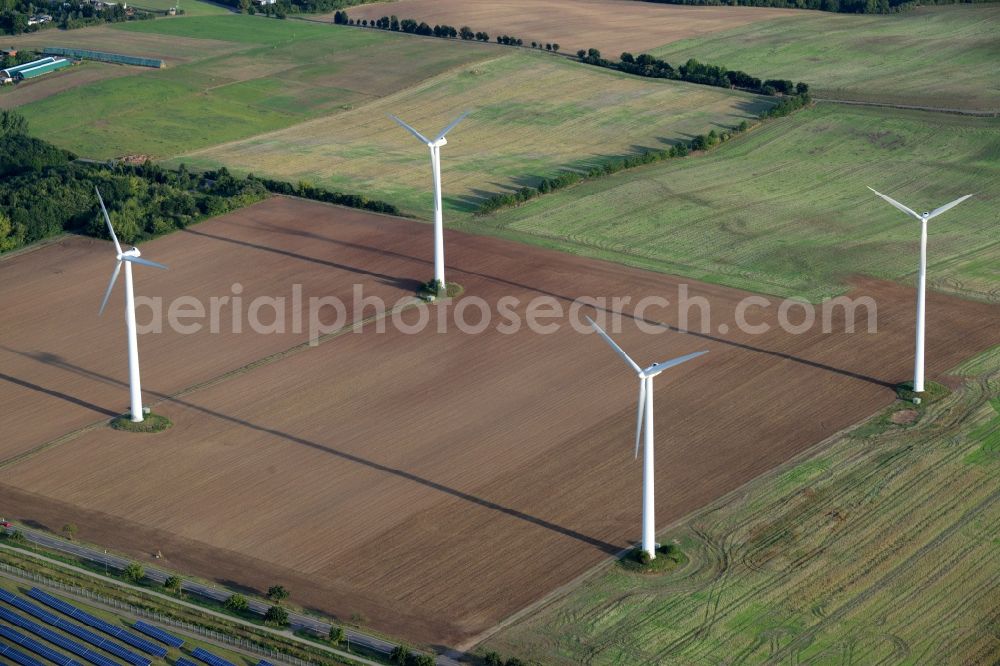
xmin=0 ymin=197 xmax=996 ymax=647
xmin=175 ymin=52 xmax=771 ymax=216
xmin=344 ymin=0 xmax=804 ymax=56
xmin=0 ymin=61 xmax=142 ymax=110
xmin=0 ymin=197 xmax=424 ymax=459
xmin=484 ymin=349 xmax=1000 ymax=664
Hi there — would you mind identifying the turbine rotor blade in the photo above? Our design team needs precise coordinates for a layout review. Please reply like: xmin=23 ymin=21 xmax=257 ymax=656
xmin=643 ymin=350 xmax=709 ymax=377
xmin=867 ymin=186 xmax=922 ymax=221
xmin=927 ymin=193 xmax=973 ymax=220
xmin=99 ymin=260 xmax=122 ymax=315
xmin=95 ymin=187 xmax=122 ymax=255
xmin=434 ymin=110 xmax=470 ymax=143
xmin=586 ymin=316 xmax=642 ymax=374
xmin=124 ymin=255 xmax=168 ymax=270
xmin=634 ymin=378 xmax=646 ymax=460
xmin=388 ymin=114 xmax=431 ymax=144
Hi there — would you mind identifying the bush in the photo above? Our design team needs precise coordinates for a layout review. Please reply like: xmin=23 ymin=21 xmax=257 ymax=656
xmin=266 ymin=585 xmax=289 ymax=603
xmin=122 ymin=562 xmax=144 ymax=583
xmin=328 ymin=625 xmax=345 ymax=644
xmin=264 ymin=605 xmax=288 ymax=626
xmin=390 ymin=646 xmax=411 ymax=664
xmin=164 ymin=575 xmax=182 ymax=593
xmin=224 ymin=594 xmax=249 ymax=612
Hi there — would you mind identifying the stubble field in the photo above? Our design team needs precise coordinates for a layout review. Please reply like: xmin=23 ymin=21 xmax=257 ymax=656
xmin=484 ymin=343 xmax=1000 ymax=665
xmin=0 ymin=197 xmax=996 ymax=647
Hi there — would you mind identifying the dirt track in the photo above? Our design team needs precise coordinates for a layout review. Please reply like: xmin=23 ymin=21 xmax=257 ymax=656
xmin=0 ymin=197 xmax=996 ymax=647
xmin=345 ymin=0 xmax=803 ymax=56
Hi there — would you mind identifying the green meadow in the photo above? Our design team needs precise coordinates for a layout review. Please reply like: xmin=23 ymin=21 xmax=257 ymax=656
xmin=19 ymin=16 xmax=494 ymax=158
xmin=466 ymin=104 xmax=1000 ymax=302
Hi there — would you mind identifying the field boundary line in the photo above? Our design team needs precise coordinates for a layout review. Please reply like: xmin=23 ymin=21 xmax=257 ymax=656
xmin=815 ymin=97 xmax=999 ymax=117
xmin=458 ymin=381 xmax=975 ymax=652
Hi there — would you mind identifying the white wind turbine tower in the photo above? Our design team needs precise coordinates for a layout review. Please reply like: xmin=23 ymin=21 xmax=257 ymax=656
xmin=868 ymin=187 xmax=973 ymax=394
xmin=587 ymin=317 xmax=708 ymax=559
xmin=389 ymin=111 xmax=468 ymax=294
xmin=96 ymin=187 xmax=168 ymax=423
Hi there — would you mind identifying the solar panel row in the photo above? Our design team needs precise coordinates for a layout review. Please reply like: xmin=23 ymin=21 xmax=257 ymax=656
xmin=0 ymin=590 xmax=149 ymax=666
xmin=132 ymin=622 xmax=183 ymax=649
xmin=0 ymin=641 xmax=45 ymax=666
xmin=0 ymin=625 xmax=83 ymax=666
xmin=27 ymin=589 xmax=167 ymax=658
xmin=175 ymin=658 xmax=199 ymax=666
xmin=191 ymin=647 xmax=236 ymax=666
xmin=256 ymin=660 xmax=275 ymax=666
xmin=0 ymin=607 xmax=119 ymax=666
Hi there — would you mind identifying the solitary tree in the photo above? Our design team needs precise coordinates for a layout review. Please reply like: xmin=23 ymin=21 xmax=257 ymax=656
xmin=224 ymin=594 xmax=249 ymax=612
xmin=164 ymin=576 xmax=182 ymax=594
xmin=123 ymin=562 xmax=144 ymax=584
xmin=552 ymin=43 xmax=560 ymax=52
xmin=62 ymin=523 xmax=77 ymax=540
xmin=264 ymin=605 xmax=288 ymax=626
xmin=328 ymin=625 xmax=345 ymax=645
xmin=266 ymin=585 xmax=289 ymax=603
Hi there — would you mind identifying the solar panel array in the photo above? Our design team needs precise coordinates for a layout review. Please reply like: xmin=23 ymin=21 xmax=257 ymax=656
xmin=131 ymin=622 xmax=183 ymax=649
xmin=0 ymin=641 xmax=45 ymax=666
xmin=0 ymin=589 xmax=149 ymax=666
xmin=191 ymin=647 xmax=236 ymax=666
xmin=175 ymin=658 xmax=199 ymax=666
xmin=256 ymin=660 xmax=275 ymax=666
xmin=0 ymin=606 xmax=119 ymax=666
xmin=0 ymin=625 xmax=83 ymax=666
xmin=27 ymin=588 xmax=167 ymax=658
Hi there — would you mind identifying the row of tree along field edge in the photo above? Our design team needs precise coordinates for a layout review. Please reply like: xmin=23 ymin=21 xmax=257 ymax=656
xmin=339 ymin=11 xmax=557 ymax=50
xmin=0 ymin=111 xmax=397 ymax=254
xmin=476 ymin=73 xmax=811 ymax=214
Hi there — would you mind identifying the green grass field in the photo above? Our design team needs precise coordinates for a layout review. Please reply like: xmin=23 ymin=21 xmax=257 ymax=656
xmin=128 ymin=0 xmax=230 ymax=16
xmin=18 ymin=16 xmax=494 ymax=158
xmin=170 ymin=51 xmax=771 ymax=215
xmin=464 ymin=104 xmax=1000 ymax=302
xmin=651 ymin=5 xmax=1000 ymax=111
xmin=483 ymin=351 xmax=1000 ymax=665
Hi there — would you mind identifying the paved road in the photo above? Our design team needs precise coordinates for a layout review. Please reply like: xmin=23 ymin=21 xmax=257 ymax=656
xmin=3 ymin=526 xmax=461 ymax=665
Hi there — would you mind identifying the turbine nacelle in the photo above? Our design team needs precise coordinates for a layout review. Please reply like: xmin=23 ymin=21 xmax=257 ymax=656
xmin=95 ymin=187 xmax=167 ymax=316
xmin=585 ymin=316 xmax=708 ymax=458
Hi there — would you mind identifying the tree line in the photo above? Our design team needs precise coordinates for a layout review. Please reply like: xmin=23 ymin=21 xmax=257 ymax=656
xmin=0 ymin=0 xmax=153 ymax=35
xmin=577 ymin=48 xmax=809 ymax=98
xmin=0 ymin=112 xmax=396 ymax=254
xmin=339 ymin=11 xmax=563 ymax=49
xmin=637 ymin=0 xmax=993 ymax=14
xmin=477 ymin=88 xmax=811 ymax=215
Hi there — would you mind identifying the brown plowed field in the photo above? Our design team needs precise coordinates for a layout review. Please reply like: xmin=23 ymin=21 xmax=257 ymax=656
xmin=345 ymin=0 xmax=805 ymax=56
xmin=0 ymin=196 xmax=996 ymax=646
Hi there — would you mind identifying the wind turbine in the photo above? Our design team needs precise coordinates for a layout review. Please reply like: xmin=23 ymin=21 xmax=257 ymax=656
xmin=96 ymin=187 xmax=168 ymax=423
xmin=586 ymin=316 xmax=708 ymax=559
xmin=389 ymin=111 xmax=468 ymax=295
xmin=867 ymin=187 xmax=973 ymax=394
